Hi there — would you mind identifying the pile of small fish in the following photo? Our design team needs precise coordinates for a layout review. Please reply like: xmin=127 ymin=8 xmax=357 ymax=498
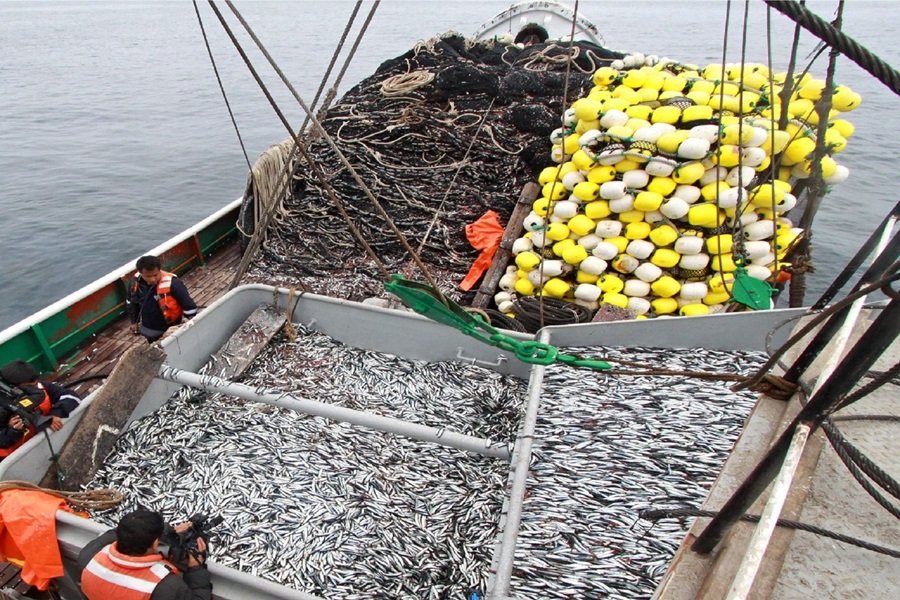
xmin=508 ymin=345 xmax=764 ymax=599
xmin=247 ymin=35 xmax=621 ymax=301
xmin=90 ymin=327 xmax=526 ymax=599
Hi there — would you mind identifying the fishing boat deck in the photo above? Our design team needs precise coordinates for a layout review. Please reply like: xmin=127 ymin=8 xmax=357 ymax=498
xmin=52 ymin=240 xmax=242 ymax=396
xmin=656 ymin=316 xmax=900 ymax=600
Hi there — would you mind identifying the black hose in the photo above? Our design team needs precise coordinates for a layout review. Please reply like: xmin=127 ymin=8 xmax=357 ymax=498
xmin=511 ymin=297 xmax=593 ymax=333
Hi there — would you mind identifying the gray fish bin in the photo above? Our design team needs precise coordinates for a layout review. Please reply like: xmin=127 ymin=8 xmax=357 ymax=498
xmin=3 ymin=285 xmax=806 ymax=600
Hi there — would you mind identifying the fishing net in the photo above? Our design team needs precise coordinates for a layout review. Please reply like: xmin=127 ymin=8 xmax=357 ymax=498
xmin=246 ymin=34 xmax=622 ymax=300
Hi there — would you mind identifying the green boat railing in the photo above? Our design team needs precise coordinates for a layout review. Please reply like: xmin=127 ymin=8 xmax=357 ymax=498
xmin=0 ymin=198 xmax=242 ymax=373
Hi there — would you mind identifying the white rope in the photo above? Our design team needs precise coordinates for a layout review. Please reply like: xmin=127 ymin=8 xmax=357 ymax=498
xmin=241 ymin=137 xmax=295 ymax=237
xmin=380 ymin=70 xmax=435 ymax=96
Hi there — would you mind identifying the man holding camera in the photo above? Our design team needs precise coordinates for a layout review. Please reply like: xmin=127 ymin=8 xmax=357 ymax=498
xmin=0 ymin=360 xmax=80 ymax=458
xmin=76 ymin=510 xmax=212 ymax=600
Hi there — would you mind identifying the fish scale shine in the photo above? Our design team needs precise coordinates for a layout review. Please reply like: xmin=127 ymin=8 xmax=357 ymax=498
xmin=90 ymin=326 xmax=526 ymax=599
xmin=507 ymin=344 xmax=764 ymax=599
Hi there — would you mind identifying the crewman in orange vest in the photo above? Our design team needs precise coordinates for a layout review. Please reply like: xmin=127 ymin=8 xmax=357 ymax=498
xmin=76 ymin=510 xmax=212 ymax=600
xmin=0 ymin=360 xmax=80 ymax=458
xmin=126 ymin=255 xmax=198 ymax=343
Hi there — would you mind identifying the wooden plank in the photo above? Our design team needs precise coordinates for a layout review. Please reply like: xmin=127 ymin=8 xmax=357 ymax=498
xmin=207 ymin=305 xmax=286 ymax=380
xmin=0 ymin=562 xmax=20 ymax=586
xmin=41 ymin=344 xmax=167 ymax=491
xmin=472 ymin=182 xmax=540 ymax=309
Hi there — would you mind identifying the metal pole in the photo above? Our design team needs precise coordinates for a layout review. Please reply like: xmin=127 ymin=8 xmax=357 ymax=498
xmin=693 ymin=298 xmax=900 ymax=553
xmin=725 ymin=423 xmax=811 ymax=600
xmin=783 ymin=230 xmax=899 ymax=382
xmin=489 ymin=331 xmax=549 ymax=598
xmin=158 ymin=366 xmax=511 ymax=460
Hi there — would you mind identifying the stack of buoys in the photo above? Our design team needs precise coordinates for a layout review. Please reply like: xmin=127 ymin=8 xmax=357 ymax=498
xmin=494 ymin=54 xmax=860 ymax=319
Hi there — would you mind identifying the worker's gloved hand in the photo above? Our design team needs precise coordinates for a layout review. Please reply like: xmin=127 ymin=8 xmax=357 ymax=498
xmin=187 ymin=537 xmax=207 ymax=569
xmin=129 ymin=323 xmax=140 ymax=334
xmin=8 ymin=416 xmax=25 ymax=430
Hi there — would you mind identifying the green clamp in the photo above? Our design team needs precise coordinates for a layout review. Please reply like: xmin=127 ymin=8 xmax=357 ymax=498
xmin=731 ymin=260 xmax=775 ymax=310
xmin=384 ymin=275 xmax=611 ymax=371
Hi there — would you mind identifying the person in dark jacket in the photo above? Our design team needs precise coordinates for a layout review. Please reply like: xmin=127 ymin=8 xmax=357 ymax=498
xmin=126 ymin=255 xmax=198 ymax=343
xmin=0 ymin=360 xmax=81 ymax=457
xmin=77 ymin=509 xmax=212 ymax=600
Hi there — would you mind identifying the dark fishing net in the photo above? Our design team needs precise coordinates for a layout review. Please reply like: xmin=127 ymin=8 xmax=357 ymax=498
xmin=246 ymin=34 xmax=622 ymax=301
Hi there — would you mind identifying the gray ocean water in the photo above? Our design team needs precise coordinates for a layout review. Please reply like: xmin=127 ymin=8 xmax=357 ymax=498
xmin=1 ymin=0 xmax=897 ymax=331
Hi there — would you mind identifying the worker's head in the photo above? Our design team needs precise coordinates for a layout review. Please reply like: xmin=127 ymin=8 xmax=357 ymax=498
xmin=0 ymin=360 xmax=39 ymax=386
xmin=116 ymin=510 xmax=165 ymax=556
xmin=136 ymin=255 xmax=163 ymax=286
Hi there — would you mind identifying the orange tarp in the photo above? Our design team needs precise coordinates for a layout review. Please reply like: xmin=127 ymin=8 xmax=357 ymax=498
xmin=0 ymin=489 xmax=72 ymax=590
xmin=460 ymin=210 xmax=505 ymax=292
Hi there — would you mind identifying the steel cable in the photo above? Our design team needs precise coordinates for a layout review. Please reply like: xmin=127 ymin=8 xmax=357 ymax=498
xmin=639 ymin=506 xmax=900 ymax=559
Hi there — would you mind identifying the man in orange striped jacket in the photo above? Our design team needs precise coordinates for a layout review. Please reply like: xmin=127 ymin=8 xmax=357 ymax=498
xmin=76 ymin=510 xmax=211 ymax=600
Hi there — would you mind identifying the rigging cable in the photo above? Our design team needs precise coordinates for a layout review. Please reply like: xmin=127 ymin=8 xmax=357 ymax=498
xmin=733 ymin=265 xmax=900 ymax=392
xmin=639 ymin=507 xmax=900 ymax=559
xmin=416 ymin=97 xmax=496 ymax=256
xmin=764 ymin=0 xmax=900 ymax=96
xmin=219 ymin=0 xmax=447 ymax=301
xmin=192 ymin=0 xmax=251 ymax=170
xmin=231 ymin=0 xmax=371 ymax=286
xmin=207 ymin=1 xmax=391 ymax=285
xmin=537 ymin=0 xmax=580 ymax=330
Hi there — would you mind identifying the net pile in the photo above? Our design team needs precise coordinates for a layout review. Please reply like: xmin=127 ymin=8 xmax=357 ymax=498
xmin=246 ymin=34 xmax=622 ymax=300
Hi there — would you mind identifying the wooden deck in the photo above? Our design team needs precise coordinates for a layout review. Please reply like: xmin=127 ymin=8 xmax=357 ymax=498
xmin=0 ymin=561 xmax=33 ymax=597
xmin=51 ymin=241 xmax=242 ymax=397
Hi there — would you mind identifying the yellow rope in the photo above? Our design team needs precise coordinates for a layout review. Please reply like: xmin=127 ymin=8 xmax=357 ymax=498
xmin=0 ymin=481 xmax=125 ymax=511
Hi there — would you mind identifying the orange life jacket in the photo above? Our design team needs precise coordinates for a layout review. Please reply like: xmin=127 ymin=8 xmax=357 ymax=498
xmin=0 ymin=383 xmax=52 ymax=458
xmin=156 ymin=271 xmax=184 ymax=325
xmin=81 ymin=542 xmax=177 ymax=600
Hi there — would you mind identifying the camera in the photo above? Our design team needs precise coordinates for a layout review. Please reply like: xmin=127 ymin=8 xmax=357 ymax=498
xmin=0 ymin=378 xmax=52 ymax=432
xmin=161 ymin=513 xmax=223 ymax=570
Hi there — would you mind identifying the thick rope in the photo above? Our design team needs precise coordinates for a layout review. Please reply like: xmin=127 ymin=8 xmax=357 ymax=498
xmin=192 ymin=0 xmax=251 ymax=170
xmin=823 ymin=419 xmax=900 ymax=501
xmin=314 ymin=0 xmax=382 ymax=127
xmin=765 ymin=0 xmax=900 ymax=96
xmin=820 ymin=420 xmax=900 ymax=519
xmin=0 ymin=481 xmax=124 ymax=511
xmin=834 ymin=359 xmax=900 ymax=411
xmin=639 ymin=507 xmax=900 ymax=559
xmin=240 ymin=138 xmax=294 ymax=238
xmin=798 ymin=1 xmax=844 ymax=234
xmin=832 ymin=414 xmax=900 ymax=423
xmin=299 ymin=0 xmax=364 ymax=136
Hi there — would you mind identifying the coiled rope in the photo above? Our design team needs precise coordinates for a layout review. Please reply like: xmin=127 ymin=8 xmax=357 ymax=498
xmin=512 ymin=297 xmax=594 ymax=332
xmin=764 ymin=0 xmax=900 ymax=96
xmin=639 ymin=506 xmax=900 ymax=559
xmin=0 ymin=481 xmax=124 ymax=511
xmin=380 ymin=70 xmax=435 ymax=97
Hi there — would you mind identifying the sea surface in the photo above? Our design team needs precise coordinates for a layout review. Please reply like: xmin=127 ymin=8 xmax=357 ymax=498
xmin=1 ymin=0 xmax=897 ymax=330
